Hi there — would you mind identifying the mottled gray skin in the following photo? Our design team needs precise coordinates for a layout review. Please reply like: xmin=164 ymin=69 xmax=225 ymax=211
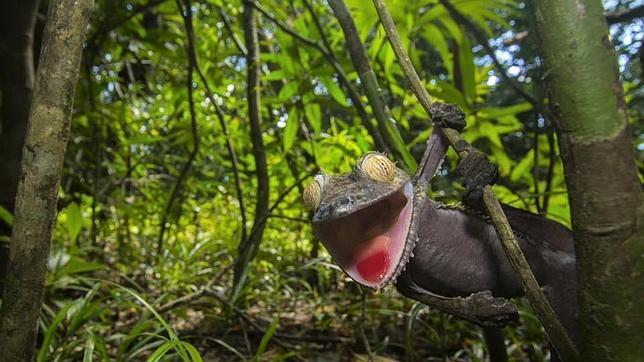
xmin=399 ymin=196 xmax=578 ymax=343
xmin=403 ymin=131 xmax=578 ymax=347
xmin=312 ymin=130 xmax=579 ymax=350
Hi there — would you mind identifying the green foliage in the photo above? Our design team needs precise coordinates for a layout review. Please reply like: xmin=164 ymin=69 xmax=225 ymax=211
xmin=29 ymin=0 xmax=637 ymax=359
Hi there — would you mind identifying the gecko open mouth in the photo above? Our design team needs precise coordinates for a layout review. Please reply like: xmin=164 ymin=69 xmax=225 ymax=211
xmin=312 ymin=182 xmax=414 ymax=288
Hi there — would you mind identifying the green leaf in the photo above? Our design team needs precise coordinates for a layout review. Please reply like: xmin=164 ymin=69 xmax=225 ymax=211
xmin=177 ymin=341 xmax=203 ymax=362
xmin=147 ymin=340 xmax=178 ymax=362
xmin=304 ymin=103 xmax=321 ymax=132
xmin=277 ymin=81 xmax=299 ymax=101
xmin=37 ymin=303 xmax=74 ymax=362
xmin=55 ymin=256 xmax=104 ymax=278
xmin=83 ymin=332 xmax=96 ymax=362
xmin=255 ymin=316 xmax=279 ymax=358
xmin=0 ymin=205 xmax=13 ymax=227
xmin=510 ymin=150 xmax=535 ymax=182
xmin=457 ymin=35 xmax=476 ymax=104
xmin=283 ymin=107 xmax=299 ymax=152
xmin=65 ymin=202 xmax=83 ymax=242
xmin=479 ymin=102 xmax=533 ymax=118
xmin=321 ymin=77 xmax=347 ymax=106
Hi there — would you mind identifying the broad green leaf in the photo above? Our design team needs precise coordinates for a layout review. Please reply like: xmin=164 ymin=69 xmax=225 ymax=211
xmin=37 ymin=303 xmax=74 ymax=362
xmin=83 ymin=332 xmax=96 ymax=362
xmin=255 ymin=315 xmax=279 ymax=358
xmin=57 ymin=256 xmax=104 ymax=276
xmin=0 ymin=205 xmax=13 ymax=227
xmin=510 ymin=150 xmax=535 ymax=182
xmin=457 ymin=34 xmax=476 ymax=104
xmin=278 ymin=81 xmax=299 ymax=101
xmin=321 ymin=77 xmax=347 ymax=106
xmin=65 ymin=202 xmax=83 ymax=242
xmin=177 ymin=341 xmax=203 ymax=362
xmin=147 ymin=340 xmax=178 ymax=362
xmin=283 ymin=107 xmax=299 ymax=152
xmin=304 ymin=103 xmax=321 ymax=132
xmin=479 ymin=102 xmax=533 ymax=118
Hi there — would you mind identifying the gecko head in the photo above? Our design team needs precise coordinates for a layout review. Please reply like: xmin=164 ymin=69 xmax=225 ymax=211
xmin=303 ymin=153 xmax=415 ymax=289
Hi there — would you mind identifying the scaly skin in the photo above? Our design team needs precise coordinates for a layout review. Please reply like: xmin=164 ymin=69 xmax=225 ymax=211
xmin=308 ymin=125 xmax=579 ymax=357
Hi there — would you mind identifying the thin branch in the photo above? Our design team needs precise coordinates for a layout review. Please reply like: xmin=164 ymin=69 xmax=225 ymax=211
xmin=359 ymin=287 xmax=374 ymax=359
xmin=302 ymin=0 xmax=334 ymax=57
xmin=542 ymin=123 xmax=557 ymax=214
xmin=218 ymin=6 xmax=248 ymax=56
xmin=606 ymin=4 xmax=644 ymax=25
xmin=246 ymin=171 xmax=318 ymax=244
xmin=186 ymin=7 xmax=248 ymax=247
xmin=232 ymin=0 xmax=270 ymax=301
xmin=327 ymin=0 xmax=417 ymax=172
xmin=156 ymin=0 xmax=201 ymax=258
xmin=88 ymin=0 xmax=169 ymax=53
xmin=268 ymin=214 xmax=309 ymax=223
xmin=532 ymin=115 xmax=542 ymax=214
xmin=84 ymin=57 xmax=102 ymax=248
xmin=249 ymin=0 xmax=390 ymax=154
xmin=300 ymin=1 xmax=388 ymax=151
xmin=370 ymin=0 xmax=578 ymax=360
xmin=437 ymin=0 xmax=546 ymax=115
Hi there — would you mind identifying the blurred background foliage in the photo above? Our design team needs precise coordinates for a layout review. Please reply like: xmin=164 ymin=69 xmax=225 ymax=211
xmin=9 ymin=0 xmax=641 ymax=360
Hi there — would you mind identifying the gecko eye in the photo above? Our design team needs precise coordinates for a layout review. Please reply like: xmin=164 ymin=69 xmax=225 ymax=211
xmin=358 ymin=153 xmax=396 ymax=182
xmin=303 ymin=173 xmax=326 ymax=210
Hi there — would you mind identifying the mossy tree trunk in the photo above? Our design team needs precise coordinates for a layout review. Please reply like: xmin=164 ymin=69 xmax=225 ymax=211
xmin=0 ymin=0 xmax=40 ymax=287
xmin=0 ymin=0 xmax=93 ymax=360
xmin=530 ymin=0 xmax=644 ymax=359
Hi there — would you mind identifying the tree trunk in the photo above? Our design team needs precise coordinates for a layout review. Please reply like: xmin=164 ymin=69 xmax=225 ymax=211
xmin=0 ymin=0 xmax=93 ymax=360
xmin=0 ymin=0 xmax=40 ymax=286
xmin=530 ymin=0 xmax=644 ymax=359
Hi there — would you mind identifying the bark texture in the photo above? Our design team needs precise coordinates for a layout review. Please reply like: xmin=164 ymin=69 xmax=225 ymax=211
xmin=530 ymin=0 xmax=644 ymax=359
xmin=232 ymin=0 xmax=270 ymax=301
xmin=0 ymin=0 xmax=93 ymax=360
xmin=0 ymin=0 xmax=40 ymax=285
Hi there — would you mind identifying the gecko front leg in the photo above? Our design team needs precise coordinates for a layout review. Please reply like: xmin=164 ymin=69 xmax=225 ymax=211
xmin=395 ymin=271 xmax=518 ymax=328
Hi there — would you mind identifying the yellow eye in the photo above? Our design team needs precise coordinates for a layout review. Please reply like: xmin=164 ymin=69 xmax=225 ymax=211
xmin=303 ymin=174 xmax=325 ymax=210
xmin=359 ymin=153 xmax=396 ymax=182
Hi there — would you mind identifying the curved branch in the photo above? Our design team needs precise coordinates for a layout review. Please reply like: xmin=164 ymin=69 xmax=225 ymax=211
xmin=370 ymin=0 xmax=578 ymax=359
xmin=327 ymin=0 xmax=417 ymax=172
xmin=156 ymin=0 xmax=201 ymax=258
xmin=606 ymin=4 xmax=644 ymax=25
xmin=249 ymin=0 xmax=390 ymax=154
xmin=232 ymin=0 xmax=269 ymax=302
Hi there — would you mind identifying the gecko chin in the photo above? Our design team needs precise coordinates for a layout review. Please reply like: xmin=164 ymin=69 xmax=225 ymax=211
xmin=312 ymin=182 xmax=414 ymax=289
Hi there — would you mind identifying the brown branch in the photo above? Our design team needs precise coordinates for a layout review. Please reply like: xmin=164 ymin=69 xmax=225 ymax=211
xmin=327 ymin=0 xmax=417 ymax=172
xmin=249 ymin=0 xmax=390 ymax=154
xmin=606 ymin=4 xmax=644 ymax=25
xmin=218 ymin=6 xmax=248 ymax=56
xmin=0 ymin=0 xmax=94 ymax=360
xmin=88 ymin=0 xmax=169 ymax=53
xmin=83 ymin=57 xmax=102 ymax=248
xmin=438 ymin=0 xmax=546 ymax=115
xmin=542 ymin=123 xmax=557 ymax=214
xmin=245 ymin=171 xmax=318 ymax=244
xmin=300 ymin=1 xmax=388 ymax=151
xmin=232 ymin=0 xmax=270 ymax=302
xmin=370 ymin=0 xmax=578 ymax=360
xmin=531 ymin=115 xmax=542 ymax=214
xmin=156 ymin=0 xmax=201 ymax=258
xmin=185 ymin=6 xmax=248 ymax=249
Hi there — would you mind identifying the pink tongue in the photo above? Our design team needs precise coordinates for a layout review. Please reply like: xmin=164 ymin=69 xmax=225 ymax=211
xmin=356 ymin=235 xmax=391 ymax=283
